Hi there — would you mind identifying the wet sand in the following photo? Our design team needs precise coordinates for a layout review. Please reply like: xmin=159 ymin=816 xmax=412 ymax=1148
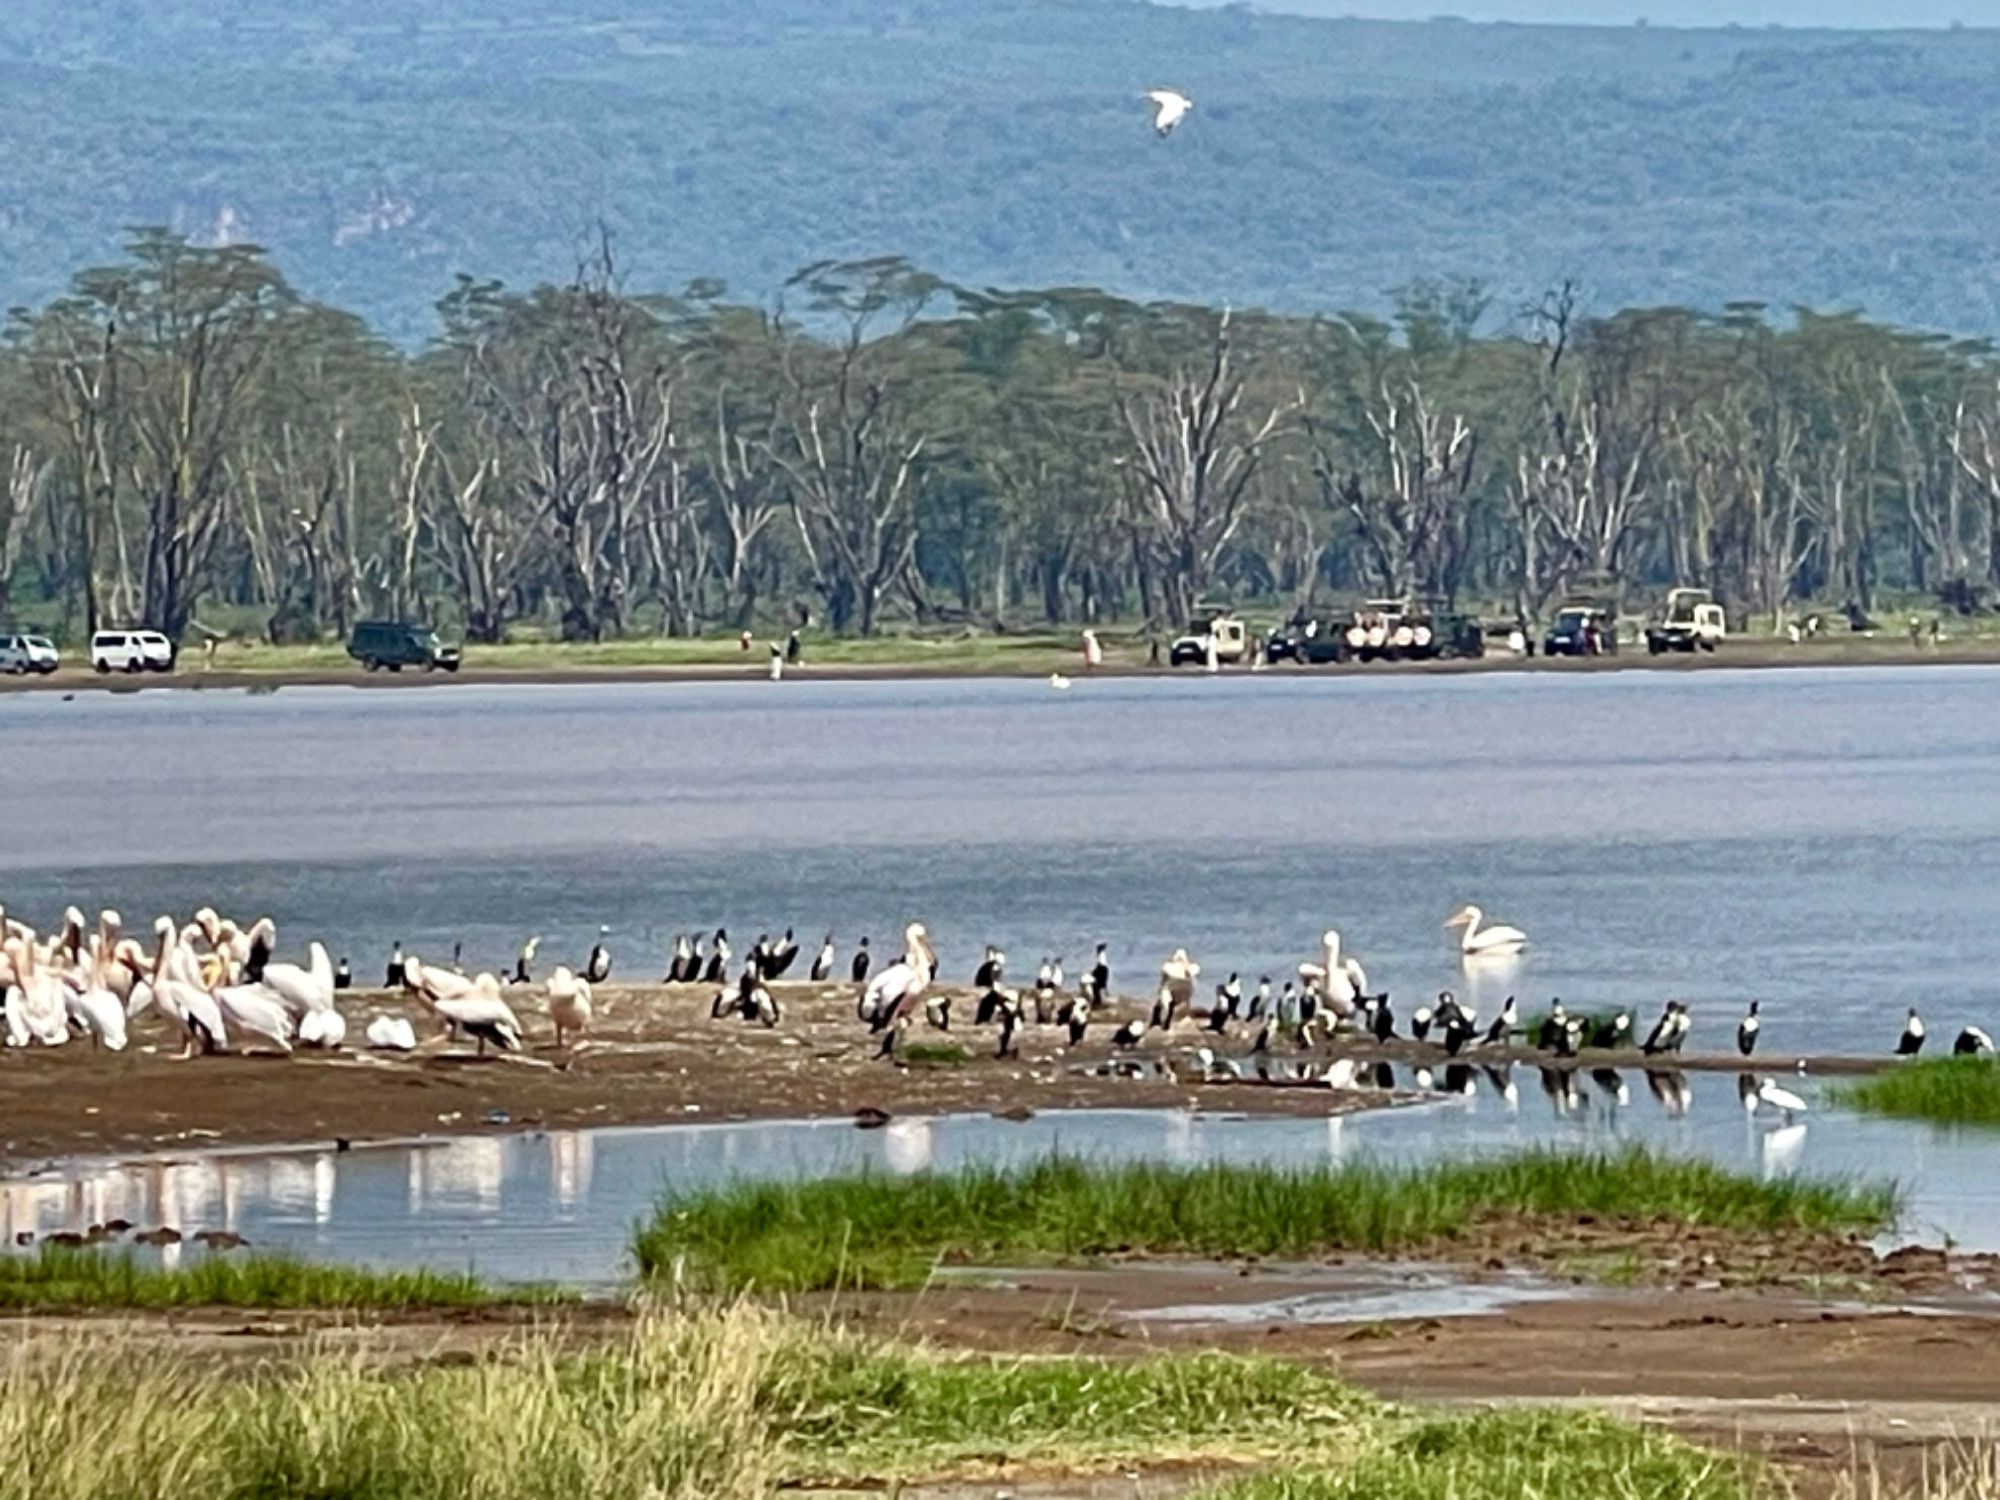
xmin=0 ymin=980 xmax=1890 ymax=1170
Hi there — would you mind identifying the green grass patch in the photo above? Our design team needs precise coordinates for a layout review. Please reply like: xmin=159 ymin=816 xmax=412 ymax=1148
xmin=1195 ymin=1408 xmax=1769 ymax=1500
xmin=898 ymin=1041 xmax=970 ymax=1068
xmin=632 ymin=1150 xmax=1898 ymax=1292
xmin=769 ymin=1339 xmax=1376 ymax=1475
xmin=0 ymin=1245 xmax=568 ymax=1310
xmin=1835 ymin=1056 xmax=2000 ymax=1127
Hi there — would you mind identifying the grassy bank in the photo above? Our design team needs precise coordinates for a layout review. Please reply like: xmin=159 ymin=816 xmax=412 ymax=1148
xmin=632 ymin=1150 xmax=1898 ymax=1292
xmin=1836 ymin=1056 xmax=2000 ymax=1127
xmin=0 ymin=1303 xmax=1772 ymax=1500
xmin=0 ymin=1246 xmax=566 ymax=1310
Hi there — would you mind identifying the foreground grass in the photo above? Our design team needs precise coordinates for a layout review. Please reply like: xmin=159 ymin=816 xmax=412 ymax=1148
xmin=0 ymin=1246 xmax=566 ymax=1310
xmin=0 ymin=1303 xmax=1773 ymax=1500
xmin=633 ymin=1149 xmax=1898 ymax=1292
xmin=1836 ymin=1056 xmax=2000 ymax=1127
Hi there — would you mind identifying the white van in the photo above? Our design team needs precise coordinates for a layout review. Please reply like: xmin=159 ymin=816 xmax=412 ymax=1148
xmin=89 ymin=629 xmax=175 ymax=674
xmin=0 ymin=633 xmax=59 ymax=675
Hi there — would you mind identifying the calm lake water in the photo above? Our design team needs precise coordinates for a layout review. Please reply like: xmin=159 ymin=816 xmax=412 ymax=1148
xmin=5 ymin=1080 xmax=1996 ymax=1286
xmin=4 ymin=666 xmax=1998 ymax=1060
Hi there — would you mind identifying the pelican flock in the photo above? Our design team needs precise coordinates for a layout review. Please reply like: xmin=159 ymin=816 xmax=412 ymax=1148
xmin=1 ymin=898 xmax=1979 ymax=1132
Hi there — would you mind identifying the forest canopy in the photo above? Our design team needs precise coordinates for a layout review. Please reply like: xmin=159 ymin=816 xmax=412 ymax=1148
xmin=3 ymin=232 xmax=1997 ymax=646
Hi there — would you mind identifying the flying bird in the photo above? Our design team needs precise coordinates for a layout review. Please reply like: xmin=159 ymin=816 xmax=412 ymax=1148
xmin=1146 ymin=88 xmax=1193 ymax=137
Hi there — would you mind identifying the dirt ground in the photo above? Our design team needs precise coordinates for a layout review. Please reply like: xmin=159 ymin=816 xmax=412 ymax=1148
xmin=5 ymin=632 xmax=2000 ymax=698
xmin=0 ymin=980 xmax=1885 ymax=1170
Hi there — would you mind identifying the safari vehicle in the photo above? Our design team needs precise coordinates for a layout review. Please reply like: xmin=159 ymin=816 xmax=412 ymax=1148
xmin=1168 ymin=613 xmax=1248 ymax=667
xmin=1645 ymin=587 xmax=1726 ymax=654
xmin=1542 ymin=600 xmax=1618 ymax=657
xmin=89 ymin=629 xmax=175 ymax=674
xmin=346 ymin=620 xmax=461 ymax=673
xmin=0 ymin=632 xmax=59 ymax=675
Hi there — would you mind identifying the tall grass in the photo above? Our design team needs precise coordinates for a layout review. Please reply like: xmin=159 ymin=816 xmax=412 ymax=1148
xmin=0 ymin=1245 xmax=564 ymax=1310
xmin=1195 ymin=1409 xmax=1771 ymax=1500
xmin=633 ymin=1149 xmax=1899 ymax=1292
xmin=1836 ymin=1057 xmax=2000 ymax=1127
xmin=0 ymin=1305 xmax=1373 ymax=1499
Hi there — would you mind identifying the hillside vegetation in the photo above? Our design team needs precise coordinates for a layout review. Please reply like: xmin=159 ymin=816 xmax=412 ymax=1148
xmin=1 ymin=1 xmax=1994 ymax=341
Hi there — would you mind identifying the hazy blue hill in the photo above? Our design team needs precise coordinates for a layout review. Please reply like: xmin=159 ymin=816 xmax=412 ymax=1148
xmin=1 ymin=1 xmax=1994 ymax=340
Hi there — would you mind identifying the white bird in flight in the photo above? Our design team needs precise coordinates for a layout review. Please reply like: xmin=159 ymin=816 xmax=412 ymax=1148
xmin=1146 ymin=89 xmax=1193 ymax=137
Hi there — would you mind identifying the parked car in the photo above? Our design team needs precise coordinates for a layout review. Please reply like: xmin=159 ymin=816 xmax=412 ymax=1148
xmin=1167 ymin=614 xmax=1247 ymax=668
xmin=346 ymin=620 xmax=461 ymax=673
xmin=89 ymin=629 xmax=175 ymax=674
xmin=1645 ymin=587 xmax=1726 ymax=654
xmin=0 ymin=632 xmax=59 ymax=675
xmin=1542 ymin=604 xmax=1617 ymax=658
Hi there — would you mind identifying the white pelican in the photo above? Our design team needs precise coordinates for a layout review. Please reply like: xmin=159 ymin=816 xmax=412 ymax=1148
xmin=430 ymin=974 xmax=522 ymax=1056
xmin=65 ymin=912 xmax=129 ymax=1051
xmin=364 ymin=1014 xmax=418 ymax=1051
xmin=405 ymin=954 xmax=474 ymax=1004
xmin=1297 ymin=930 xmax=1366 ymax=1018
xmin=1158 ymin=949 xmax=1200 ymax=1026
xmin=545 ymin=965 xmax=593 ymax=1047
xmin=6 ymin=936 xmax=70 ymax=1047
xmin=261 ymin=940 xmax=333 ymax=1016
xmin=863 ymin=923 xmax=936 ymax=1031
xmin=210 ymin=954 xmax=296 ymax=1053
xmin=149 ymin=916 xmax=228 ymax=1057
xmin=1146 ymin=88 xmax=1192 ymax=136
xmin=1444 ymin=905 xmax=1526 ymax=959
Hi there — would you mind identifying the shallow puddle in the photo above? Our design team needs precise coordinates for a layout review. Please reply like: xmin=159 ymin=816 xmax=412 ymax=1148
xmin=3 ymin=1069 xmax=1998 ymax=1285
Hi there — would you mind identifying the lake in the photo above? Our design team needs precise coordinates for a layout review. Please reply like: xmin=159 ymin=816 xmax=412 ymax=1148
xmin=4 ymin=664 xmax=1999 ymax=1060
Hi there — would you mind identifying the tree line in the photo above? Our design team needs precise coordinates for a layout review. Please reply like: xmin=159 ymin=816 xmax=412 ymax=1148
xmin=3 ymin=229 xmax=1998 ymax=645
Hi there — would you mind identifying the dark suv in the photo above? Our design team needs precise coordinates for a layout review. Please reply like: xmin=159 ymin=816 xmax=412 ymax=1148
xmin=346 ymin=620 xmax=461 ymax=673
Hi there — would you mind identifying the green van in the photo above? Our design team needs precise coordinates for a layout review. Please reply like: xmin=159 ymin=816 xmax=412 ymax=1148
xmin=346 ymin=620 xmax=461 ymax=673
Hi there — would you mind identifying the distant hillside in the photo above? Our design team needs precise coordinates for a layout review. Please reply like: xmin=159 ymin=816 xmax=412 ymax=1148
xmin=2 ymin=1 xmax=1995 ymax=340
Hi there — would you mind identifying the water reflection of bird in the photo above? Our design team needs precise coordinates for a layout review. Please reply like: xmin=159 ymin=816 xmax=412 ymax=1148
xmin=1590 ymin=1068 xmax=1628 ymax=1106
xmin=1645 ymin=1069 xmax=1692 ymax=1118
xmin=1445 ymin=904 xmax=1527 ymax=959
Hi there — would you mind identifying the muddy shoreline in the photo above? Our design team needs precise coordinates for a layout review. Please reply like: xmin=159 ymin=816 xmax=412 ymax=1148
xmin=0 ymin=980 xmax=1892 ymax=1172
xmin=5 ymin=635 xmax=2000 ymax=696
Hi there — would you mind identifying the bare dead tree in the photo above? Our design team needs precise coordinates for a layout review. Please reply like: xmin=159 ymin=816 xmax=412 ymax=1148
xmin=1324 ymin=377 xmax=1478 ymax=604
xmin=1117 ymin=319 xmax=1298 ymax=628
xmin=0 ymin=447 xmax=50 ymax=625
